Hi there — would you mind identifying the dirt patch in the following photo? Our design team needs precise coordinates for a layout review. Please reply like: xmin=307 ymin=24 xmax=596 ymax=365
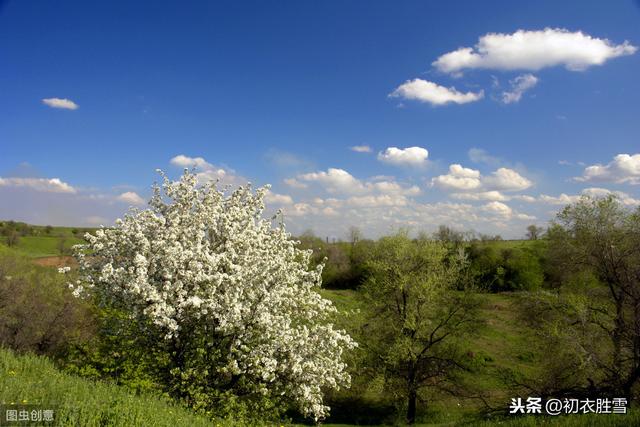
xmin=32 ymin=256 xmax=76 ymax=268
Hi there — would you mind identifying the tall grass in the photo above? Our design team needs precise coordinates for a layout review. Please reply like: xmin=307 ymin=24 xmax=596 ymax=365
xmin=0 ymin=348 xmax=220 ymax=426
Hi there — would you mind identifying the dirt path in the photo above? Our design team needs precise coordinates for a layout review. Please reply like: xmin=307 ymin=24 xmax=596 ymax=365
xmin=32 ymin=256 xmax=76 ymax=268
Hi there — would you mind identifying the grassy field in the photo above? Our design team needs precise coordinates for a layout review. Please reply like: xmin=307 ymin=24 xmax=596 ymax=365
xmin=317 ymin=289 xmax=638 ymax=426
xmin=0 ymin=235 xmax=84 ymax=258
xmin=0 ymin=348 xmax=224 ymax=427
xmin=4 ymin=345 xmax=635 ymax=427
xmin=1 ymin=233 xmax=637 ymax=426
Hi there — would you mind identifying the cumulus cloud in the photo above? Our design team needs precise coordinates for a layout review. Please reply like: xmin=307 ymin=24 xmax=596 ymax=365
xmin=370 ymin=181 xmax=421 ymax=196
xmin=294 ymin=167 xmax=421 ymax=197
xmin=537 ymin=193 xmax=581 ymax=205
xmin=170 ymin=154 xmax=246 ymax=187
xmin=434 ymin=164 xmax=532 ymax=197
xmin=377 ymin=146 xmax=429 ymax=167
xmin=389 ymin=79 xmax=484 ymax=106
xmin=511 ymin=195 xmax=537 ymax=203
xmin=170 ymin=154 xmax=213 ymax=169
xmin=283 ymin=178 xmax=308 ymax=189
xmin=581 ymin=187 xmax=640 ymax=206
xmin=501 ymin=74 xmax=539 ymax=104
xmin=346 ymin=194 xmax=409 ymax=208
xmin=298 ymin=168 xmax=365 ymax=194
xmin=535 ymin=188 xmax=640 ymax=206
xmin=350 ymin=145 xmax=372 ymax=153
xmin=0 ymin=177 xmax=77 ymax=193
xmin=116 ymin=191 xmax=146 ymax=206
xmin=264 ymin=190 xmax=294 ymax=205
xmin=482 ymin=201 xmax=513 ymax=218
xmin=433 ymin=28 xmax=637 ymax=73
xmin=432 ymin=164 xmax=482 ymax=191
xmin=483 ymin=168 xmax=533 ymax=191
xmin=42 ymin=98 xmax=79 ymax=110
xmin=575 ymin=153 xmax=640 ymax=184
xmin=450 ymin=190 xmax=507 ymax=201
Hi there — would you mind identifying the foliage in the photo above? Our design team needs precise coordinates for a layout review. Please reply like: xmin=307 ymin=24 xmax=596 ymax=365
xmin=466 ymin=242 xmax=544 ymax=292
xmin=359 ymin=232 xmax=480 ymax=423
xmin=0 ymin=347 xmax=224 ymax=427
xmin=0 ymin=252 xmax=93 ymax=357
xmin=545 ymin=195 xmax=640 ymax=400
xmin=64 ymin=169 xmax=356 ymax=421
xmin=526 ymin=224 xmax=544 ymax=240
xmin=297 ymin=232 xmax=372 ymax=289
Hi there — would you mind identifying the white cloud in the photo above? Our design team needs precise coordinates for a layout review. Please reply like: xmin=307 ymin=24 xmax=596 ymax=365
xmin=482 ymin=201 xmax=513 ymax=218
xmin=170 ymin=154 xmax=246 ymax=187
xmin=350 ymin=145 xmax=372 ymax=153
xmin=515 ymin=213 xmax=537 ymax=221
xmin=451 ymin=190 xmax=507 ymax=201
xmin=283 ymin=178 xmax=308 ymax=189
xmin=501 ymin=74 xmax=539 ymax=104
xmin=575 ymin=153 xmax=640 ymax=184
xmin=483 ymin=168 xmax=533 ymax=191
xmin=389 ymin=79 xmax=484 ymax=105
xmin=432 ymin=164 xmax=482 ymax=190
xmin=371 ymin=181 xmax=421 ymax=196
xmin=116 ymin=191 xmax=146 ymax=206
xmin=0 ymin=177 xmax=77 ymax=193
xmin=294 ymin=167 xmax=421 ymax=197
xmin=264 ymin=190 xmax=294 ymax=205
xmin=535 ymin=188 xmax=640 ymax=207
xmin=170 ymin=154 xmax=212 ymax=169
xmin=346 ymin=194 xmax=408 ymax=208
xmin=435 ymin=165 xmax=533 ymax=199
xmin=433 ymin=28 xmax=637 ymax=73
xmin=298 ymin=168 xmax=365 ymax=194
xmin=512 ymin=195 xmax=537 ymax=203
xmin=581 ymin=187 xmax=640 ymax=206
xmin=377 ymin=146 xmax=429 ymax=167
xmin=538 ymin=193 xmax=581 ymax=205
xmin=42 ymin=98 xmax=79 ymax=110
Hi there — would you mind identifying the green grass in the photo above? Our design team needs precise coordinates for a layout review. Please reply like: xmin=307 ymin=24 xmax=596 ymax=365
xmin=318 ymin=289 xmax=639 ymax=426
xmin=0 ymin=347 xmax=220 ymax=427
xmin=0 ymin=236 xmax=84 ymax=258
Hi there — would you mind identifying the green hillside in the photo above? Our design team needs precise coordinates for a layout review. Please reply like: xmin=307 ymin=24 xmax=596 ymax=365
xmin=0 ymin=348 xmax=224 ymax=427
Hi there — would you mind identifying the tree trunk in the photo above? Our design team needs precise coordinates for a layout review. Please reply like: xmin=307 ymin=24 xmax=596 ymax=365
xmin=407 ymin=366 xmax=417 ymax=424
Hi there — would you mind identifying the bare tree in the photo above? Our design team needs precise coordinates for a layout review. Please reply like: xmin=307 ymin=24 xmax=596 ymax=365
xmin=348 ymin=226 xmax=363 ymax=246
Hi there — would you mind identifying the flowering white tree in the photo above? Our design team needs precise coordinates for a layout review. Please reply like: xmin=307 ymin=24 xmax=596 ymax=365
xmin=65 ymin=169 xmax=356 ymax=420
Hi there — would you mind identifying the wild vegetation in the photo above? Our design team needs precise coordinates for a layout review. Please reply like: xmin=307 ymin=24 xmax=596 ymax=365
xmin=1 ymin=173 xmax=639 ymax=426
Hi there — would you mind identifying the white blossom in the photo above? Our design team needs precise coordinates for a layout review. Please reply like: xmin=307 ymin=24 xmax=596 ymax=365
xmin=65 ymin=169 xmax=356 ymax=420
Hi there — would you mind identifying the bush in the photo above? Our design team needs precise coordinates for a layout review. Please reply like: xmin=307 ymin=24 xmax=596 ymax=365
xmin=0 ymin=252 xmax=94 ymax=357
xmin=467 ymin=243 xmax=544 ymax=292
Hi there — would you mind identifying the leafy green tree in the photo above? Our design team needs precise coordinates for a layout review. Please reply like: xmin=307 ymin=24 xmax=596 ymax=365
xmin=360 ymin=232 xmax=479 ymax=424
xmin=547 ymin=195 xmax=640 ymax=400
xmin=57 ymin=237 xmax=67 ymax=255
xmin=526 ymin=224 xmax=543 ymax=240
xmin=5 ymin=230 xmax=19 ymax=247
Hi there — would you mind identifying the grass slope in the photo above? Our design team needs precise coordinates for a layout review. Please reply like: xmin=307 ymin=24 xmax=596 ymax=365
xmin=0 ymin=348 xmax=217 ymax=427
xmin=321 ymin=289 xmax=639 ymax=426
xmin=0 ymin=236 xmax=84 ymax=258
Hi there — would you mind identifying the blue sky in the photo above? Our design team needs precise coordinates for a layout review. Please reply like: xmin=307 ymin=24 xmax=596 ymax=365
xmin=1 ymin=0 xmax=639 ymax=238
